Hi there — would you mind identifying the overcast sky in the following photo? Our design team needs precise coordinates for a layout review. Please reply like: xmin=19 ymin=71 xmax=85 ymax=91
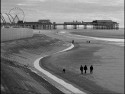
xmin=1 ymin=0 xmax=124 ymax=27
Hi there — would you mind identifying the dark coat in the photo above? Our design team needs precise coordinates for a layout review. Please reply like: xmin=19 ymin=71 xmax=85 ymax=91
xmin=80 ymin=65 xmax=83 ymax=71
xmin=84 ymin=65 xmax=88 ymax=70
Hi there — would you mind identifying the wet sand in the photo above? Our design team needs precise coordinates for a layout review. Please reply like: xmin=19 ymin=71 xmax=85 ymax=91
xmin=39 ymin=30 xmax=124 ymax=94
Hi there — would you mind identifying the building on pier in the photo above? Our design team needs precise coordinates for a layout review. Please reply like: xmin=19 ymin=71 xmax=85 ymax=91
xmin=92 ymin=20 xmax=119 ymax=29
xmin=17 ymin=19 xmax=52 ymax=29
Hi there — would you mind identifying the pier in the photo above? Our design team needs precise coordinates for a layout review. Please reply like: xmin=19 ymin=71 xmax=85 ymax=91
xmin=2 ymin=19 xmax=119 ymax=30
xmin=52 ymin=20 xmax=119 ymax=30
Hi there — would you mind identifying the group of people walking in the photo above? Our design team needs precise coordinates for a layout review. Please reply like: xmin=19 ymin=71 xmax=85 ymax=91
xmin=80 ymin=65 xmax=93 ymax=74
xmin=62 ymin=65 xmax=93 ymax=74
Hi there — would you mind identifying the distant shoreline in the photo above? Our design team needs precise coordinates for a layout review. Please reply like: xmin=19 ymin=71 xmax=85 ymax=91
xmin=56 ymin=29 xmax=124 ymax=39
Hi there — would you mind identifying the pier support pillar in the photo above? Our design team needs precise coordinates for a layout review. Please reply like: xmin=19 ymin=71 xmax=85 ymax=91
xmin=73 ymin=25 xmax=77 ymax=29
xmin=64 ymin=25 xmax=67 ymax=29
xmin=47 ymin=25 xmax=49 ymax=29
xmin=84 ymin=25 xmax=87 ymax=29
xmin=53 ymin=25 xmax=57 ymax=29
xmin=53 ymin=22 xmax=57 ymax=29
xmin=116 ymin=24 xmax=119 ymax=30
xmin=49 ymin=25 xmax=52 ymax=29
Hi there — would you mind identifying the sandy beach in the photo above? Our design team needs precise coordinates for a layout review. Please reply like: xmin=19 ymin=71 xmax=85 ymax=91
xmin=38 ymin=29 xmax=124 ymax=94
xmin=40 ymin=41 xmax=124 ymax=94
xmin=1 ymin=29 xmax=124 ymax=94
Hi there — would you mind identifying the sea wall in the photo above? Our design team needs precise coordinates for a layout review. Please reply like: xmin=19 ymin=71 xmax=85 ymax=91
xmin=1 ymin=28 xmax=33 ymax=42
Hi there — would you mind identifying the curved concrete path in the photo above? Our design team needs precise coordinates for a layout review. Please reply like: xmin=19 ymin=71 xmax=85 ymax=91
xmin=34 ymin=43 xmax=86 ymax=94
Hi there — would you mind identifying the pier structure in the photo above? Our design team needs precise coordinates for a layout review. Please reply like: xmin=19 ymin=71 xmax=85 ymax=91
xmin=13 ymin=19 xmax=119 ymax=30
xmin=53 ymin=20 xmax=118 ymax=30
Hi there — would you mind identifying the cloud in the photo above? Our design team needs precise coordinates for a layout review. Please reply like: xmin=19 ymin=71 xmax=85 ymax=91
xmin=17 ymin=0 xmax=46 ymax=6
xmin=17 ymin=3 xmax=28 ymax=6
xmin=54 ymin=0 xmax=124 ymax=6
xmin=17 ymin=0 xmax=124 ymax=7
xmin=28 ymin=0 xmax=46 ymax=2
xmin=94 ymin=0 xmax=124 ymax=6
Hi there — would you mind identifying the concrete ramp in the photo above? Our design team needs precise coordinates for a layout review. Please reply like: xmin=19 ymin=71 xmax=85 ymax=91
xmin=1 ymin=28 xmax=33 ymax=42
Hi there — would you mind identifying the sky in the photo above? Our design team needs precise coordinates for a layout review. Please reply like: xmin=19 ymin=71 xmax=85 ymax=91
xmin=1 ymin=0 xmax=124 ymax=27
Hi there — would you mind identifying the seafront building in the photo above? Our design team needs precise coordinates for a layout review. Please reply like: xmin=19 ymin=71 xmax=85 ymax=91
xmin=92 ymin=20 xmax=119 ymax=29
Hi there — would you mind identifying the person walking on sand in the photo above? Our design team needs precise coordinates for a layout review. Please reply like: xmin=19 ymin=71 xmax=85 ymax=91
xmin=80 ymin=65 xmax=83 ymax=74
xmin=72 ymin=40 xmax=74 ymax=44
xmin=90 ymin=65 xmax=93 ymax=74
xmin=63 ymin=68 xmax=66 ymax=73
xmin=84 ymin=65 xmax=88 ymax=74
